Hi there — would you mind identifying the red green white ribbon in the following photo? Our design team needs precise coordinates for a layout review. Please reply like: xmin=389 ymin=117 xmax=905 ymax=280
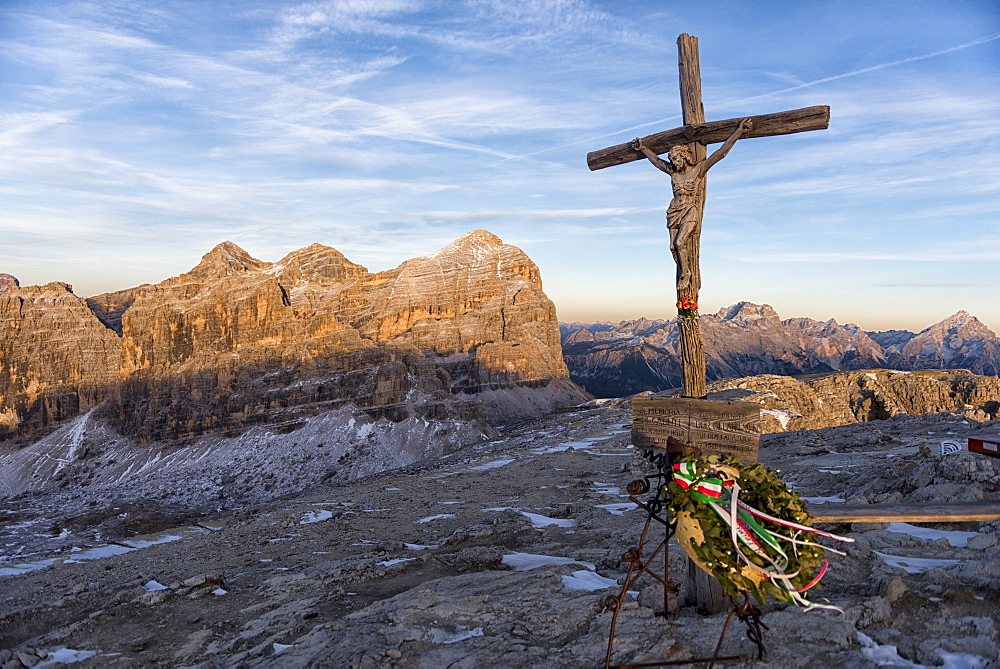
xmin=672 ymin=462 xmax=854 ymax=611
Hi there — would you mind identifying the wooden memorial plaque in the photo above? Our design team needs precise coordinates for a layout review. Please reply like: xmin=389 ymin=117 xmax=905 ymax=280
xmin=631 ymin=397 xmax=760 ymax=461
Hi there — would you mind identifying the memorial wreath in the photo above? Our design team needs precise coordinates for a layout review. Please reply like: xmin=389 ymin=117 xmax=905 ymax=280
xmin=662 ymin=454 xmax=853 ymax=610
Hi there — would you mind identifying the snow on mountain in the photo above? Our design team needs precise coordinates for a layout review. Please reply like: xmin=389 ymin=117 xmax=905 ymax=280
xmin=561 ymin=305 xmax=998 ymax=397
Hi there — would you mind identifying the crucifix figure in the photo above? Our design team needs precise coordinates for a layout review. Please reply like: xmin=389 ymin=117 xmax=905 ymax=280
xmin=632 ymin=117 xmax=753 ymax=293
xmin=588 ymin=33 xmax=829 ymax=400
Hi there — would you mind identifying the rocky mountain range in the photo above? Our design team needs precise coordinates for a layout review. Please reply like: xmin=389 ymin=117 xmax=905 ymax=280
xmin=0 ymin=231 xmax=589 ymax=458
xmin=562 ymin=302 xmax=1000 ymax=397
xmin=5 ymin=231 xmax=1000 ymax=666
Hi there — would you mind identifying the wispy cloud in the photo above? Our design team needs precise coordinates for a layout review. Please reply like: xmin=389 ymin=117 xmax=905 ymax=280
xmin=1 ymin=0 xmax=997 ymax=331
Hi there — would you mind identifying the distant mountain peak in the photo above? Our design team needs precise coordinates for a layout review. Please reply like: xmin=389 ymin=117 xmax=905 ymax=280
xmin=941 ymin=310 xmax=976 ymax=325
xmin=921 ymin=310 xmax=993 ymax=336
xmin=718 ymin=301 xmax=780 ymax=324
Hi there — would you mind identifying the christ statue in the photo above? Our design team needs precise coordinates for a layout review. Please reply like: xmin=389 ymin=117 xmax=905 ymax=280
xmin=632 ymin=117 xmax=753 ymax=292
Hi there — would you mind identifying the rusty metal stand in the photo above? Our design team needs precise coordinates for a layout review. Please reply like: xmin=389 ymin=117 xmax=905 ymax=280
xmin=602 ymin=450 xmax=767 ymax=668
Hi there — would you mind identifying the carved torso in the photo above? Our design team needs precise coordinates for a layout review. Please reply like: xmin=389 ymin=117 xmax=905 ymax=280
xmin=666 ymin=168 xmax=704 ymax=230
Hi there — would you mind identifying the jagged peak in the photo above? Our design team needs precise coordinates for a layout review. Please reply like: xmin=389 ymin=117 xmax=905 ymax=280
xmin=278 ymin=243 xmax=348 ymax=262
xmin=212 ymin=240 xmax=249 ymax=257
xmin=274 ymin=243 xmax=369 ymax=280
xmin=44 ymin=281 xmax=75 ymax=293
xmin=918 ymin=310 xmax=994 ymax=337
xmin=718 ymin=301 xmax=780 ymax=323
xmin=430 ymin=230 xmax=503 ymax=255
xmin=188 ymin=241 xmax=266 ymax=276
xmin=455 ymin=229 xmax=503 ymax=247
xmin=941 ymin=310 xmax=974 ymax=324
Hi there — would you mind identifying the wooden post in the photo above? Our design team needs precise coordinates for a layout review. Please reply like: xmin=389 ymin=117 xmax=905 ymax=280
xmin=676 ymin=33 xmax=707 ymax=400
xmin=676 ymin=33 xmax=728 ymax=613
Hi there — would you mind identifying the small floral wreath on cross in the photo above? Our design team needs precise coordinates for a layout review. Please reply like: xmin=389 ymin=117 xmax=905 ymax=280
xmin=661 ymin=454 xmax=853 ymax=610
xmin=676 ymin=298 xmax=698 ymax=319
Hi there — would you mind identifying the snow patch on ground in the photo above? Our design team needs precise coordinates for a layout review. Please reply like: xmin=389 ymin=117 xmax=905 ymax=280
xmin=937 ymin=650 xmax=990 ymax=669
xmin=761 ymin=409 xmax=796 ymax=429
xmin=519 ymin=511 xmax=576 ymax=528
xmin=801 ymin=496 xmax=846 ymax=504
xmin=530 ymin=440 xmax=595 ymax=455
xmin=36 ymin=648 xmax=99 ymax=667
xmin=469 ymin=458 xmax=515 ymax=471
xmin=426 ymin=626 xmax=484 ymax=645
xmin=0 ymin=526 xmax=209 ymax=577
xmin=887 ymin=523 xmax=980 ymax=548
xmin=561 ymin=570 xmax=619 ymax=591
xmin=594 ymin=503 xmax=634 ymax=516
xmin=857 ymin=631 xmax=920 ymax=667
xmin=501 ymin=552 xmax=595 ymax=571
xmin=873 ymin=551 xmax=961 ymax=574
xmin=377 ymin=558 xmax=417 ymax=567
xmin=591 ymin=482 xmax=622 ymax=495
xmin=415 ymin=514 xmax=455 ymax=524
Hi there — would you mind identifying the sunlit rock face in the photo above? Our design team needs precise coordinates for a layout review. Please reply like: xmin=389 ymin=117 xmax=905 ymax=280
xmin=707 ymin=368 xmax=1000 ymax=433
xmin=337 ymin=230 xmax=575 ymax=405
xmin=0 ymin=231 xmax=588 ymax=444
xmin=0 ymin=282 xmax=122 ymax=436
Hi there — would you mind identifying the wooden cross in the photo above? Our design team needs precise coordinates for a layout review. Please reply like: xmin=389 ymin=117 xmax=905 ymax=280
xmin=588 ymin=33 xmax=829 ymax=400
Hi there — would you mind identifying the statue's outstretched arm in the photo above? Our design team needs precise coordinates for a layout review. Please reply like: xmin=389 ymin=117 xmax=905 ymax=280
xmin=701 ymin=118 xmax=753 ymax=174
xmin=632 ymin=138 xmax=675 ymax=174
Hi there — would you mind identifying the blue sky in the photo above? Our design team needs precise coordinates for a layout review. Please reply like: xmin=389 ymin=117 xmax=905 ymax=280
xmin=2 ymin=0 xmax=998 ymax=333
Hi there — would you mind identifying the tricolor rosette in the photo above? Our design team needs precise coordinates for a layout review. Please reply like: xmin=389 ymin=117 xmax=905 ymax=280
xmin=663 ymin=454 xmax=853 ymax=610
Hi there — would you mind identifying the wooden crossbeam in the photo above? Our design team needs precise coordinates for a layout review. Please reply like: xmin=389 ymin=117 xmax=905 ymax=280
xmin=587 ymin=106 xmax=830 ymax=171
xmin=810 ymin=502 xmax=1000 ymax=524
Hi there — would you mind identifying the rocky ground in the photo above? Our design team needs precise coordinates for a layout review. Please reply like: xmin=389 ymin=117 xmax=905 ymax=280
xmin=1 ymin=401 xmax=998 ymax=668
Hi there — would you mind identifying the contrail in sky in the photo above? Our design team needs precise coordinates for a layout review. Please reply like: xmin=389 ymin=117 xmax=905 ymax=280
xmin=724 ymin=33 xmax=1000 ymax=107
xmin=491 ymin=33 xmax=1000 ymax=166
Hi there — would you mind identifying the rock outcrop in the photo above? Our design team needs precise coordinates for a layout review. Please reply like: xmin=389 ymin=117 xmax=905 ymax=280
xmin=0 ymin=231 xmax=588 ymax=445
xmin=563 ymin=303 xmax=999 ymax=397
xmin=705 ymin=368 xmax=1000 ymax=433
